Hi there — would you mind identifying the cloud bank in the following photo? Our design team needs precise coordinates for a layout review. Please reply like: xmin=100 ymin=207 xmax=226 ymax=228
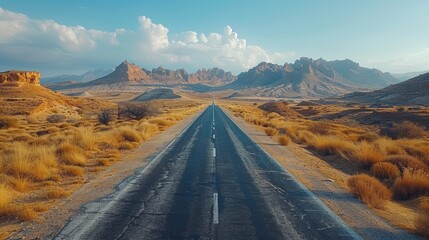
xmin=0 ymin=7 xmax=293 ymax=75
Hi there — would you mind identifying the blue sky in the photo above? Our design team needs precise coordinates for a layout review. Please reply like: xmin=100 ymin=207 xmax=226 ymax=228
xmin=1 ymin=0 xmax=429 ymax=76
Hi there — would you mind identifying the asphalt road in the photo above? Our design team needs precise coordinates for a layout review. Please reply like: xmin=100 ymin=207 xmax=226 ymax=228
xmin=56 ymin=104 xmax=360 ymax=240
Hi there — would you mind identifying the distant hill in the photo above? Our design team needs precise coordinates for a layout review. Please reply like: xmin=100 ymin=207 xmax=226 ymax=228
xmin=225 ymin=58 xmax=399 ymax=98
xmin=133 ymin=88 xmax=181 ymax=101
xmin=42 ymin=69 xmax=112 ymax=85
xmin=392 ymin=70 xmax=429 ymax=81
xmin=337 ymin=72 xmax=429 ymax=105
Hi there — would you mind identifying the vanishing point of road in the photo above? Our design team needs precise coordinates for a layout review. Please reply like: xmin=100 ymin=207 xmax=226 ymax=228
xmin=56 ymin=104 xmax=360 ymax=240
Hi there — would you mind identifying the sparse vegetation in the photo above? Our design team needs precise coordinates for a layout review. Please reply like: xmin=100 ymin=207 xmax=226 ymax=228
xmin=277 ymin=135 xmax=291 ymax=146
xmin=390 ymin=121 xmax=427 ymax=139
xmin=370 ymin=162 xmax=400 ymax=180
xmin=392 ymin=170 xmax=429 ymax=200
xmin=348 ymin=174 xmax=392 ymax=209
xmin=97 ymin=109 xmax=113 ymax=125
xmin=121 ymin=103 xmax=157 ymax=120
xmin=264 ymin=127 xmax=278 ymax=136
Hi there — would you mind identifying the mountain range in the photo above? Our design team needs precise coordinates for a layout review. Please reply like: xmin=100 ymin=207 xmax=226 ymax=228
xmin=48 ymin=58 xmax=402 ymax=98
xmin=226 ymin=58 xmax=399 ymax=98
xmin=338 ymin=72 xmax=429 ymax=105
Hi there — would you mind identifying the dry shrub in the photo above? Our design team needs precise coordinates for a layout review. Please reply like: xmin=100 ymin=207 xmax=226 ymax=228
xmin=0 ymin=116 xmax=19 ymax=129
xmin=118 ymin=142 xmax=135 ymax=150
xmin=62 ymin=165 xmax=84 ymax=176
xmin=308 ymin=135 xmax=355 ymax=155
xmin=416 ymin=199 xmax=429 ymax=237
xmin=348 ymin=142 xmax=385 ymax=168
xmin=56 ymin=143 xmax=86 ymax=166
xmin=46 ymin=187 xmax=69 ymax=199
xmin=392 ymin=170 xmax=429 ymax=200
xmin=348 ymin=174 xmax=392 ymax=209
xmin=264 ymin=127 xmax=279 ymax=136
xmin=149 ymin=118 xmax=173 ymax=127
xmin=370 ymin=162 xmax=400 ymax=180
xmin=308 ymin=121 xmax=331 ymax=135
xmin=267 ymin=112 xmax=281 ymax=119
xmin=277 ymin=135 xmax=291 ymax=146
xmin=386 ymin=155 xmax=429 ymax=173
xmin=390 ymin=121 xmax=427 ymax=139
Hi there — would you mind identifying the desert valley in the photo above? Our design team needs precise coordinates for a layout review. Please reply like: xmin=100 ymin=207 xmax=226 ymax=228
xmin=1 ymin=2 xmax=429 ymax=240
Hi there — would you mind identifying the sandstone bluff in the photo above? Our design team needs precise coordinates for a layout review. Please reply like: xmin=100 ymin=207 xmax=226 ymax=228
xmin=0 ymin=71 xmax=41 ymax=85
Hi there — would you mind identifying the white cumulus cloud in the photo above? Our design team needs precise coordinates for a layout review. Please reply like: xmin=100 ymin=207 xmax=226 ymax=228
xmin=0 ymin=8 xmax=293 ymax=75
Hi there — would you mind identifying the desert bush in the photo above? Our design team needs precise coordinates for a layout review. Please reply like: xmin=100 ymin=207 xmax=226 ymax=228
xmin=370 ymin=162 xmax=401 ymax=180
xmin=97 ymin=109 xmax=113 ymax=125
xmin=390 ymin=121 xmax=427 ymax=139
xmin=121 ymin=103 xmax=157 ymax=120
xmin=348 ymin=174 xmax=392 ymax=209
xmin=277 ymin=135 xmax=291 ymax=146
xmin=348 ymin=142 xmax=385 ymax=168
xmin=47 ymin=114 xmax=66 ymax=123
xmin=392 ymin=170 xmax=429 ymax=200
xmin=265 ymin=127 xmax=279 ymax=136
xmin=56 ymin=143 xmax=86 ymax=166
xmin=386 ymin=155 xmax=429 ymax=173
xmin=416 ymin=199 xmax=429 ymax=237
xmin=0 ymin=116 xmax=19 ymax=129
xmin=375 ymin=138 xmax=404 ymax=155
xmin=149 ymin=118 xmax=173 ymax=127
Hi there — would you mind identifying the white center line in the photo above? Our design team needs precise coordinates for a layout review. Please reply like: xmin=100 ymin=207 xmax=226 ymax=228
xmin=213 ymin=193 xmax=219 ymax=224
xmin=213 ymin=134 xmax=216 ymax=140
xmin=213 ymin=148 xmax=216 ymax=157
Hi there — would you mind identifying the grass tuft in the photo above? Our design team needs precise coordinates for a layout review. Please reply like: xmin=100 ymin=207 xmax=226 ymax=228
xmin=277 ymin=135 xmax=291 ymax=146
xmin=348 ymin=174 xmax=392 ymax=209
xmin=392 ymin=170 xmax=429 ymax=200
xmin=264 ymin=127 xmax=279 ymax=136
xmin=370 ymin=162 xmax=400 ymax=180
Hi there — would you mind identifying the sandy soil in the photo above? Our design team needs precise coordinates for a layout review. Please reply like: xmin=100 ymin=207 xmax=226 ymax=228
xmin=221 ymin=107 xmax=420 ymax=240
xmin=9 ymin=110 xmax=203 ymax=240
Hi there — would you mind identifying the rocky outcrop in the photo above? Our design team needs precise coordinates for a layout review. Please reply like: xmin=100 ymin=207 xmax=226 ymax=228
xmin=0 ymin=71 xmax=40 ymax=85
xmin=189 ymin=68 xmax=237 ymax=85
xmin=86 ymin=61 xmax=156 ymax=85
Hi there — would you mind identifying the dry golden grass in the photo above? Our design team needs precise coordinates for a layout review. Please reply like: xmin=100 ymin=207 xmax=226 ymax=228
xmin=390 ymin=121 xmax=427 ymax=139
xmin=0 ymin=184 xmax=13 ymax=211
xmin=116 ymin=126 xmax=142 ymax=143
xmin=16 ymin=206 xmax=37 ymax=221
xmin=370 ymin=162 xmax=401 ymax=180
xmin=307 ymin=135 xmax=355 ymax=156
xmin=56 ymin=143 xmax=86 ymax=166
xmin=264 ymin=127 xmax=278 ymax=136
xmin=386 ymin=155 xmax=429 ymax=173
xmin=74 ymin=127 xmax=98 ymax=150
xmin=348 ymin=174 xmax=392 ymax=209
xmin=277 ymin=135 xmax=291 ymax=146
xmin=46 ymin=187 xmax=69 ymax=199
xmin=11 ymin=177 xmax=30 ymax=192
xmin=348 ymin=142 xmax=385 ymax=168
xmin=392 ymin=170 xmax=429 ymax=200
xmin=61 ymin=165 xmax=84 ymax=176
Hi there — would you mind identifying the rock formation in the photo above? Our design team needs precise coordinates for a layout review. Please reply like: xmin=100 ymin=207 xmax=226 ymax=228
xmin=0 ymin=71 xmax=40 ymax=85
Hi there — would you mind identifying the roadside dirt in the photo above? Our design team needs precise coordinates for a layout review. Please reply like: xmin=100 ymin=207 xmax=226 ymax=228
xmin=221 ymin=107 xmax=420 ymax=240
xmin=9 ymin=110 xmax=203 ymax=240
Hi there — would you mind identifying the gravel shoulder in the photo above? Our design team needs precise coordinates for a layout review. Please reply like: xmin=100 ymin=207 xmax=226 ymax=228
xmin=10 ymin=110 xmax=203 ymax=240
xmin=221 ymin=107 xmax=420 ymax=240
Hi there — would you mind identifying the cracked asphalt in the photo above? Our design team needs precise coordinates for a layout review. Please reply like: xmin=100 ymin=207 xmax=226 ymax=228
xmin=55 ymin=104 xmax=360 ymax=240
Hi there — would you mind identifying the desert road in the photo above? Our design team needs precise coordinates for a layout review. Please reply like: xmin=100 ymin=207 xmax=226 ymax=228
xmin=56 ymin=104 xmax=360 ymax=240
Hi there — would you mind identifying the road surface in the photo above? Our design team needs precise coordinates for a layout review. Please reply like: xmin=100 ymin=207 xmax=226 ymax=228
xmin=56 ymin=104 xmax=360 ymax=240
